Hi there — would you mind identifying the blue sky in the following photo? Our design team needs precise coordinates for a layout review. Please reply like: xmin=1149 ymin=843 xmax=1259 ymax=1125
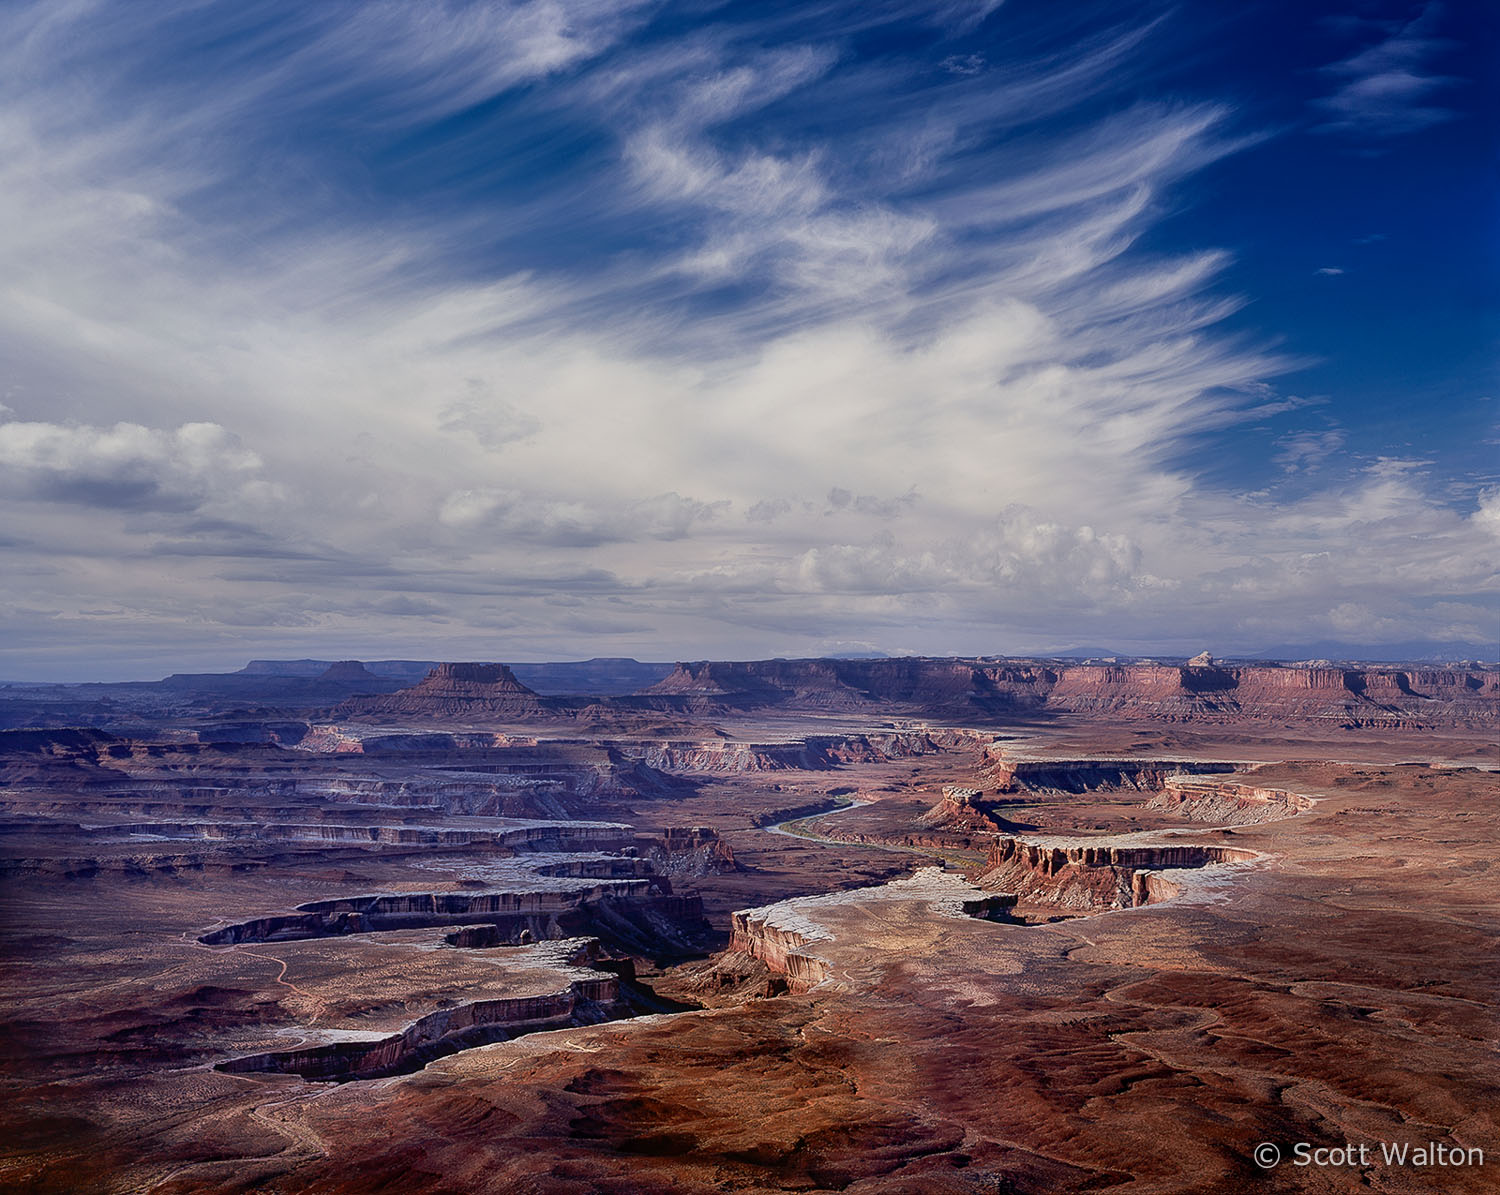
xmin=0 ymin=0 xmax=1494 ymax=679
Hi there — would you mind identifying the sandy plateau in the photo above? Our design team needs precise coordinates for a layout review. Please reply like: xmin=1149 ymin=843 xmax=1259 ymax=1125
xmin=0 ymin=657 xmax=1496 ymax=1193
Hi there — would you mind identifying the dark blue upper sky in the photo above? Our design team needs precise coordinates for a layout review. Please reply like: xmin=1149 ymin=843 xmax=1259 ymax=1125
xmin=149 ymin=0 xmax=1493 ymax=489
xmin=1132 ymin=0 xmax=1497 ymax=488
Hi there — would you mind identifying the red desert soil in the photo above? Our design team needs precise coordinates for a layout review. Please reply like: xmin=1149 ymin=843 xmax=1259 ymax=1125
xmin=0 ymin=664 xmax=1495 ymax=1194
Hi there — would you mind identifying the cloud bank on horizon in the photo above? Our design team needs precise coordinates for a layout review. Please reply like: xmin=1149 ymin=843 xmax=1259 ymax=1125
xmin=0 ymin=0 xmax=1494 ymax=679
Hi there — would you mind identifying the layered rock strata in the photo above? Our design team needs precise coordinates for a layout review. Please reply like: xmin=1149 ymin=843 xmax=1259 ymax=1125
xmin=634 ymin=659 xmax=1497 ymax=728
xmin=197 ymin=879 xmax=679 ymax=945
xmin=217 ymin=940 xmax=630 ymax=1081
xmin=727 ymin=907 xmax=832 ymax=994
xmin=978 ymin=838 xmax=1259 ymax=910
xmin=917 ymin=784 xmax=1005 ymax=831
xmin=981 ymin=751 xmax=1237 ymax=794
xmin=724 ymin=870 xmax=999 ymax=993
xmin=1143 ymin=777 xmax=1314 ymax=824
xmin=193 ymin=823 xmax=729 ymax=953
xmin=339 ymin=663 xmax=553 ymax=719
xmin=612 ymin=729 xmax=989 ymax=774
xmin=297 ymin=725 xmax=539 ymax=752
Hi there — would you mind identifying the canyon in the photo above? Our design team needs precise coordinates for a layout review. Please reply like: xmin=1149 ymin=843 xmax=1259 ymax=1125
xmin=0 ymin=654 xmax=1495 ymax=1193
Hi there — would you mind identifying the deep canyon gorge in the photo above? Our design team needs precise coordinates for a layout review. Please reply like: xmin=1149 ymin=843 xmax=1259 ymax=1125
xmin=1 ymin=656 xmax=1495 ymax=1193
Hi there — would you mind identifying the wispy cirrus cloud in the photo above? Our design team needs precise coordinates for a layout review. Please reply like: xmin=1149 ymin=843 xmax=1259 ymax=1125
xmin=1273 ymin=428 xmax=1346 ymax=473
xmin=1311 ymin=3 xmax=1459 ymax=139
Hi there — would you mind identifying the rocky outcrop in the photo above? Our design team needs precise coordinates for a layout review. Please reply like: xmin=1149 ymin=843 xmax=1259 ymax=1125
xmin=629 ymin=659 xmax=1498 ymax=728
xmin=316 ymin=661 xmax=382 ymax=685
xmin=218 ymin=940 xmax=631 ymax=1081
xmin=0 ymin=727 xmax=120 ymax=755
xmin=46 ymin=819 xmax=633 ymax=850
xmin=1144 ymin=778 xmax=1314 ymax=825
xmin=726 ymin=908 xmax=831 ymax=994
xmin=296 ymin=725 xmax=540 ymax=753
xmin=977 ymin=838 xmax=1259 ymax=910
xmin=916 ymin=753 xmax=1244 ymax=829
xmin=916 ymin=785 xmax=1006 ymax=832
xmin=633 ymin=827 xmax=739 ymax=876
xmin=960 ymin=893 xmax=1019 ymax=921
xmin=281 ymin=766 xmax=658 ymax=817
xmin=291 ymin=775 xmax=574 ymax=819
xmin=196 ymin=826 xmax=728 ymax=951
xmin=338 ymin=663 xmax=555 ymax=720
xmin=723 ymin=869 xmax=1013 ymax=991
xmin=981 ymin=751 xmax=1237 ymax=794
xmin=199 ymin=878 xmax=677 ymax=945
xmin=642 ymin=660 xmax=862 ymax=710
xmin=612 ymin=739 xmax=798 ymax=773
xmin=612 ymin=729 xmax=987 ymax=774
xmin=439 ymin=893 xmax=709 ymax=956
xmin=1007 ymin=662 xmax=1498 ymax=727
xmin=672 ymin=948 xmax=794 ymax=1000
xmin=639 ymin=658 xmax=1002 ymax=713
xmin=0 ymin=823 xmax=724 ymax=885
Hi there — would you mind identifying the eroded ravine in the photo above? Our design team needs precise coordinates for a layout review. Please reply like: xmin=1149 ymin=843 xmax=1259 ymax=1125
xmin=204 ymin=828 xmax=729 ymax=1082
xmin=215 ymin=939 xmax=648 ymax=1082
xmin=728 ymin=758 xmax=1315 ymax=993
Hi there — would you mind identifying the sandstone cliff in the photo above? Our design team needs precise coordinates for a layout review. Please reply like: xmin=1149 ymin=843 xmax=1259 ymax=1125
xmin=1143 ymin=777 xmax=1314 ymax=825
xmin=217 ymin=939 xmax=631 ymax=1081
xmin=610 ymin=728 xmax=988 ymax=774
xmin=979 ymin=752 xmax=1237 ymax=794
xmin=726 ymin=907 xmax=832 ymax=994
xmin=977 ymin=837 xmax=1258 ymax=910
xmin=634 ymin=659 xmax=1497 ymax=728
